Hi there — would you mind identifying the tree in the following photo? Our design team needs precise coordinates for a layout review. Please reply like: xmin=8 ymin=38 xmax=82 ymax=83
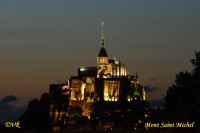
xmin=164 ymin=51 xmax=200 ymax=123
xmin=19 ymin=93 xmax=51 ymax=129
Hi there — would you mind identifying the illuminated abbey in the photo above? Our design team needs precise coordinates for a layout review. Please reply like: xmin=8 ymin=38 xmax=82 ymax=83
xmin=49 ymin=22 xmax=146 ymax=119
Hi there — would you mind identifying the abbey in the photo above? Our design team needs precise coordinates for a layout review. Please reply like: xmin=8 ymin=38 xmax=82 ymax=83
xmin=49 ymin=22 xmax=146 ymax=119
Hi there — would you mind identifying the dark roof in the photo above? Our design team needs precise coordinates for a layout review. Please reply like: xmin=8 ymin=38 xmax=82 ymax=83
xmin=78 ymin=66 xmax=97 ymax=78
xmin=78 ymin=66 xmax=97 ymax=72
xmin=98 ymin=47 xmax=108 ymax=57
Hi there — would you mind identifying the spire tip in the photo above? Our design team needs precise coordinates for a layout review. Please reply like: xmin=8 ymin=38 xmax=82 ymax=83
xmin=101 ymin=21 xmax=105 ymax=46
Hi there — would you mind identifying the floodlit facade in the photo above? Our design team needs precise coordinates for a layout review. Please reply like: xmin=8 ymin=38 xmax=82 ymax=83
xmin=49 ymin=22 xmax=146 ymax=118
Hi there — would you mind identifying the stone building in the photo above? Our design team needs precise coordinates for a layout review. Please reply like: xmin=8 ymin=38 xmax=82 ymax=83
xmin=49 ymin=22 xmax=146 ymax=120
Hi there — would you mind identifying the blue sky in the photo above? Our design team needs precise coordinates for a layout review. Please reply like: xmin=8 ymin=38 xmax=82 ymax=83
xmin=0 ymin=1 xmax=200 ymax=121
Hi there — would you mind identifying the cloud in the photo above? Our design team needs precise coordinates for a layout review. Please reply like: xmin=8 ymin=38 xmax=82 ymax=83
xmin=0 ymin=95 xmax=27 ymax=124
xmin=0 ymin=95 xmax=17 ymax=104
xmin=144 ymin=85 xmax=159 ymax=93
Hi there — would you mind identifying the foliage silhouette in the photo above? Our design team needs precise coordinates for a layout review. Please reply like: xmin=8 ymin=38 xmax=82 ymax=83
xmin=19 ymin=93 xmax=51 ymax=129
xmin=164 ymin=51 xmax=200 ymax=126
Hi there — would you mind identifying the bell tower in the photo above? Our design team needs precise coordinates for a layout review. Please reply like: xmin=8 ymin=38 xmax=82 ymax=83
xmin=97 ymin=22 xmax=109 ymax=78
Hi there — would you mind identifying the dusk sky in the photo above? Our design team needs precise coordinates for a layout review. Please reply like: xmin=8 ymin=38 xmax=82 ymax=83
xmin=1 ymin=0 xmax=200 ymax=110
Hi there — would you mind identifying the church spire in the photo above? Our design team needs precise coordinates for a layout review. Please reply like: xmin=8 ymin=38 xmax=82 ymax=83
xmin=98 ymin=21 xmax=108 ymax=57
xmin=101 ymin=21 xmax=105 ymax=46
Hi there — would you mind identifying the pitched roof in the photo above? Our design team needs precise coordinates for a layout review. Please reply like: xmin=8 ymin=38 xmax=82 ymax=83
xmin=98 ymin=47 xmax=108 ymax=57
